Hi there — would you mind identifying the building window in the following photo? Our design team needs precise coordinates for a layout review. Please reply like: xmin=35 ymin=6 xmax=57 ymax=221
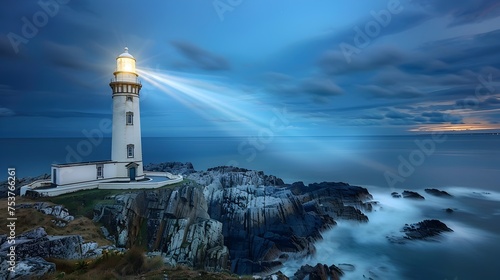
xmin=126 ymin=96 xmax=133 ymax=102
xmin=128 ymin=85 xmax=132 ymax=92
xmin=127 ymin=144 xmax=134 ymax=158
xmin=126 ymin=112 xmax=134 ymax=125
xmin=118 ymin=85 xmax=122 ymax=92
xmin=96 ymin=164 xmax=103 ymax=179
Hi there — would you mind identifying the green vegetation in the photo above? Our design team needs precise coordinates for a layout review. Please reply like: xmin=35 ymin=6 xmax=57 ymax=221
xmin=43 ymin=247 xmax=166 ymax=280
xmin=42 ymin=247 xmax=244 ymax=280
xmin=45 ymin=189 xmax=129 ymax=218
xmin=37 ymin=178 xmax=187 ymax=218
xmin=0 ymin=197 xmax=112 ymax=246
xmin=135 ymin=218 xmax=149 ymax=250
xmin=158 ymin=178 xmax=186 ymax=189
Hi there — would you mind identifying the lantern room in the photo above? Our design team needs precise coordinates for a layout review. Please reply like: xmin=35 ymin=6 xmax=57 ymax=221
xmin=116 ymin=47 xmax=136 ymax=74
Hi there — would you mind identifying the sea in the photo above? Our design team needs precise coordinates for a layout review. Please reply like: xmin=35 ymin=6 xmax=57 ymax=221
xmin=2 ymin=135 xmax=500 ymax=279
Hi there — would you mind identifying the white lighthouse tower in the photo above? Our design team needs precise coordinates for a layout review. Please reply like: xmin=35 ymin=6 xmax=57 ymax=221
xmin=21 ymin=47 xmax=185 ymax=196
xmin=110 ymin=47 xmax=144 ymax=181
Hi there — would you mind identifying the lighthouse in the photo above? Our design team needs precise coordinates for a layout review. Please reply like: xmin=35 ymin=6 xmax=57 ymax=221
xmin=109 ymin=47 xmax=144 ymax=181
xmin=22 ymin=47 xmax=184 ymax=196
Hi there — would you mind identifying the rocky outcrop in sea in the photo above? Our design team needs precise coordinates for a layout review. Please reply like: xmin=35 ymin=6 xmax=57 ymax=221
xmin=293 ymin=263 xmax=344 ymax=280
xmin=425 ymin=188 xmax=453 ymax=198
xmin=387 ymin=219 xmax=453 ymax=244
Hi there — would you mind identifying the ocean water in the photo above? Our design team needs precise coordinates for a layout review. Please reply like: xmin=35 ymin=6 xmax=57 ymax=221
xmin=1 ymin=135 xmax=499 ymax=279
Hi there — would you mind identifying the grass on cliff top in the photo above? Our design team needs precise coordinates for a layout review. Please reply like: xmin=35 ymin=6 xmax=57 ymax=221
xmin=0 ymin=197 xmax=112 ymax=246
xmin=43 ymin=179 xmax=186 ymax=218
xmin=42 ymin=247 xmax=246 ymax=280
xmin=45 ymin=188 xmax=129 ymax=218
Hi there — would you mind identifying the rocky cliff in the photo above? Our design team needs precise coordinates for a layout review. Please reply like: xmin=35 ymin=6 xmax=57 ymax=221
xmin=188 ymin=166 xmax=372 ymax=274
xmin=93 ymin=182 xmax=229 ymax=271
xmin=94 ymin=163 xmax=374 ymax=275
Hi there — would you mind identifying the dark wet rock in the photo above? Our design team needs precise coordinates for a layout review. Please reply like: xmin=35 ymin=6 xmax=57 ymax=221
xmin=264 ymin=271 xmax=290 ymax=280
xmin=391 ymin=192 xmax=401 ymax=198
xmin=94 ymin=166 xmax=372 ymax=275
xmin=388 ymin=219 xmax=453 ymax=243
xmin=94 ymin=183 xmax=229 ymax=272
xmin=144 ymin=161 xmax=196 ymax=175
xmin=425 ymin=188 xmax=453 ymax=197
xmin=0 ymin=227 xmax=105 ymax=262
xmin=15 ymin=202 xmax=74 ymax=226
xmin=191 ymin=169 xmax=371 ymax=274
xmin=445 ymin=208 xmax=454 ymax=213
xmin=402 ymin=190 xmax=425 ymax=200
xmin=403 ymin=219 xmax=453 ymax=239
xmin=294 ymin=182 xmax=372 ymax=221
xmin=338 ymin=263 xmax=355 ymax=272
xmin=293 ymin=263 xmax=344 ymax=280
xmin=0 ymin=257 xmax=56 ymax=280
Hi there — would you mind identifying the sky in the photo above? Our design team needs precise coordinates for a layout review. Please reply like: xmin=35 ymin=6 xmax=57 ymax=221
xmin=1 ymin=0 xmax=500 ymax=137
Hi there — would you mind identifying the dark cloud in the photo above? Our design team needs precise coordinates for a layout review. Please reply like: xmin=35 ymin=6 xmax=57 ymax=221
xmin=263 ymin=73 xmax=343 ymax=103
xmin=419 ymin=29 xmax=500 ymax=71
xmin=412 ymin=0 xmax=500 ymax=26
xmin=300 ymin=78 xmax=343 ymax=97
xmin=421 ymin=111 xmax=462 ymax=124
xmin=0 ymin=107 xmax=15 ymax=117
xmin=385 ymin=110 xmax=413 ymax=119
xmin=359 ymin=114 xmax=385 ymax=120
xmin=359 ymin=84 xmax=424 ymax=99
xmin=42 ymin=41 xmax=95 ymax=71
xmin=171 ymin=41 xmax=230 ymax=71
xmin=0 ymin=36 xmax=19 ymax=59
xmin=455 ymin=96 xmax=500 ymax=110
xmin=319 ymin=46 xmax=404 ymax=75
xmin=263 ymin=72 xmax=292 ymax=82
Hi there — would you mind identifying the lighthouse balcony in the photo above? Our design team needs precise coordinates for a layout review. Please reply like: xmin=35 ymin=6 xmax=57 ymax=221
xmin=110 ymin=77 xmax=141 ymax=84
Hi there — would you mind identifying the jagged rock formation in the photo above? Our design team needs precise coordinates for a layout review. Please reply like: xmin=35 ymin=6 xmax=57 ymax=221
xmin=391 ymin=192 xmax=402 ymax=198
xmin=93 ymin=183 xmax=229 ymax=271
xmin=388 ymin=219 xmax=453 ymax=243
xmin=425 ymin=188 xmax=453 ymax=197
xmin=262 ymin=271 xmax=290 ymax=280
xmin=0 ymin=257 xmax=56 ymax=280
xmin=188 ymin=166 xmax=371 ymax=274
xmin=0 ymin=226 xmax=122 ymax=279
xmin=402 ymin=190 xmax=425 ymax=200
xmin=16 ymin=202 xmax=75 ymax=227
xmin=0 ymin=227 xmax=99 ymax=260
xmin=292 ymin=263 xmax=344 ymax=280
xmin=94 ymin=164 xmax=373 ymax=275
xmin=144 ymin=161 xmax=196 ymax=175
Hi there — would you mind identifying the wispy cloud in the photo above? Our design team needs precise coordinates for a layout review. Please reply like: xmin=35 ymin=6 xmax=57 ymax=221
xmin=171 ymin=41 xmax=230 ymax=71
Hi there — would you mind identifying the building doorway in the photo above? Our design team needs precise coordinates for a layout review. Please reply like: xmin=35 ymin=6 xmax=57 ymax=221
xmin=129 ymin=167 xmax=136 ymax=181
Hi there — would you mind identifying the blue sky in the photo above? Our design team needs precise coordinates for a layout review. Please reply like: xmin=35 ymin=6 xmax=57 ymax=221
xmin=1 ymin=0 xmax=500 ymax=137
